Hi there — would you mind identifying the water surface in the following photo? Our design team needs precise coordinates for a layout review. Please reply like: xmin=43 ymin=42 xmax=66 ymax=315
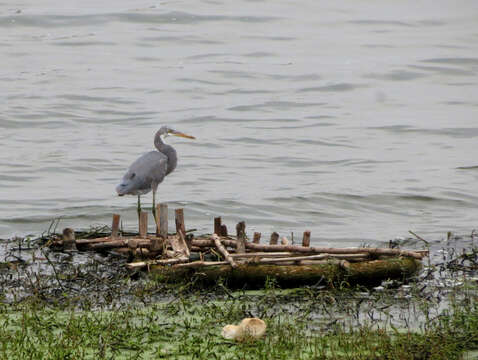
xmin=2 ymin=0 xmax=478 ymax=249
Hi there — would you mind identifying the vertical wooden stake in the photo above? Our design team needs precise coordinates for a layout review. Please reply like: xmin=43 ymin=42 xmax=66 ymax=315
xmin=214 ymin=217 xmax=222 ymax=235
xmin=270 ymin=232 xmax=279 ymax=245
xmin=62 ymin=228 xmax=77 ymax=251
xmin=220 ymin=224 xmax=228 ymax=237
xmin=111 ymin=214 xmax=120 ymax=239
xmin=159 ymin=203 xmax=168 ymax=238
xmin=253 ymin=232 xmax=261 ymax=244
xmin=175 ymin=208 xmax=186 ymax=237
xmin=139 ymin=211 xmax=148 ymax=238
xmin=236 ymin=221 xmax=246 ymax=253
xmin=302 ymin=231 xmax=311 ymax=247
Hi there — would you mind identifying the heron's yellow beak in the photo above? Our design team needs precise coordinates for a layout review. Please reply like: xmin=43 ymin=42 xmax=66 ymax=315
xmin=170 ymin=130 xmax=196 ymax=139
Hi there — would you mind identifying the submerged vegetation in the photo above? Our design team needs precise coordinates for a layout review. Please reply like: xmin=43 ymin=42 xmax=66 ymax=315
xmin=0 ymin=226 xmax=477 ymax=359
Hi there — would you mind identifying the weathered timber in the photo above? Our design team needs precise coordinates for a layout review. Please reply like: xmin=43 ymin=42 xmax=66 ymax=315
xmin=111 ymin=214 xmax=120 ymax=239
xmin=214 ymin=217 xmax=222 ymax=235
xmin=270 ymin=232 xmax=279 ymax=245
xmin=91 ymin=239 xmax=151 ymax=250
xmin=244 ymin=243 xmax=427 ymax=259
xmin=175 ymin=208 xmax=185 ymax=237
xmin=139 ymin=212 xmax=148 ymax=238
xmin=151 ymin=257 xmax=421 ymax=288
xmin=236 ymin=221 xmax=246 ymax=253
xmin=189 ymin=238 xmax=426 ymax=259
xmin=62 ymin=228 xmax=77 ymax=251
xmin=127 ymin=257 xmax=189 ymax=270
xmin=281 ymin=236 xmax=289 ymax=245
xmin=158 ymin=203 xmax=168 ymax=237
xmin=302 ymin=231 xmax=311 ymax=247
xmin=220 ymin=224 xmax=228 ymax=236
xmin=169 ymin=234 xmax=189 ymax=257
xmin=253 ymin=232 xmax=261 ymax=244
xmin=213 ymin=234 xmax=237 ymax=268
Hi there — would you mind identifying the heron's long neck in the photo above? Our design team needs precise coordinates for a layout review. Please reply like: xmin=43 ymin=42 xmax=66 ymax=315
xmin=155 ymin=136 xmax=177 ymax=175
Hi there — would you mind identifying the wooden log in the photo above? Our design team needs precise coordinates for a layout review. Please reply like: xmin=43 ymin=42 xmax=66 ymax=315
xmin=156 ymin=203 xmax=167 ymax=237
xmin=281 ymin=237 xmax=289 ymax=245
xmin=151 ymin=257 xmax=422 ymax=288
xmin=111 ymin=214 xmax=120 ymax=239
xmin=213 ymin=234 xmax=237 ymax=268
xmin=169 ymin=235 xmax=190 ymax=258
xmin=253 ymin=232 xmax=261 ymax=244
xmin=302 ymin=231 xmax=311 ymax=247
xmin=220 ymin=224 xmax=228 ymax=237
xmin=236 ymin=221 xmax=246 ymax=253
xmin=270 ymin=232 xmax=279 ymax=245
xmin=214 ymin=217 xmax=222 ymax=235
xmin=190 ymin=238 xmax=427 ymax=259
xmin=150 ymin=236 xmax=164 ymax=252
xmin=62 ymin=228 xmax=77 ymax=251
xmin=175 ymin=208 xmax=186 ymax=237
xmin=139 ymin=211 xmax=148 ymax=238
xmin=244 ymin=243 xmax=427 ymax=259
xmin=178 ymin=231 xmax=191 ymax=257
xmin=174 ymin=260 xmax=230 ymax=268
xmin=127 ymin=256 xmax=189 ymax=270
xmin=229 ymin=252 xmax=369 ymax=261
xmin=91 ymin=239 xmax=151 ymax=250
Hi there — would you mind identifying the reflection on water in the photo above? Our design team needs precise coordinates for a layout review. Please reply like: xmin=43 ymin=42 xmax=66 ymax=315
xmin=1 ymin=1 xmax=478 ymax=250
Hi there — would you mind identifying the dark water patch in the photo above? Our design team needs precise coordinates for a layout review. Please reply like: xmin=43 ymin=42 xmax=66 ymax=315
xmin=365 ymin=70 xmax=426 ymax=81
xmin=52 ymin=41 xmax=116 ymax=47
xmin=296 ymin=139 xmax=357 ymax=148
xmin=140 ymin=35 xmax=222 ymax=45
xmin=348 ymin=19 xmax=413 ymax=27
xmin=59 ymin=94 xmax=137 ymax=105
xmin=457 ymin=165 xmax=478 ymax=170
xmin=298 ymin=83 xmax=366 ymax=92
xmin=422 ymin=57 xmax=478 ymax=65
xmin=410 ymin=65 xmax=474 ymax=76
xmin=209 ymin=70 xmax=258 ymax=79
xmin=244 ymin=35 xmax=296 ymax=41
xmin=369 ymin=125 xmax=478 ymax=139
xmin=0 ymin=11 xmax=280 ymax=29
xmin=242 ymin=51 xmax=274 ymax=58
xmin=266 ymin=73 xmax=321 ymax=81
xmin=361 ymin=44 xmax=395 ymax=48
xmin=229 ymin=101 xmax=324 ymax=112
xmin=221 ymin=88 xmax=274 ymax=95
xmin=176 ymin=77 xmax=233 ymax=86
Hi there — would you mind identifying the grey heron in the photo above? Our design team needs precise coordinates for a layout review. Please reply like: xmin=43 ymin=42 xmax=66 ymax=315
xmin=115 ymin=126 xmax=195 ymax=220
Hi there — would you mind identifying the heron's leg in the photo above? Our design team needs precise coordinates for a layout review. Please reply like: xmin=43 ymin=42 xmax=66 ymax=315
xmin=137 ymin=195 xmax=141 ymax=221
xmin=152 ymin=189 xmax=157 ymax=223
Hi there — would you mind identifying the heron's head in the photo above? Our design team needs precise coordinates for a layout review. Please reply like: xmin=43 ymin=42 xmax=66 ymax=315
xmin=157 ymin=126 xmax=195 ymax=140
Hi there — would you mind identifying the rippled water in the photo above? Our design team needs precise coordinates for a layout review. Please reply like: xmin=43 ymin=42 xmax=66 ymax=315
xmin=2 ymin=1 xmax=478 ymax=248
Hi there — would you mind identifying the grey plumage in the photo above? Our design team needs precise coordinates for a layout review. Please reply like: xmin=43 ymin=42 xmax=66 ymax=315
xmin=116 ymin=126 xmax=195 ymax=218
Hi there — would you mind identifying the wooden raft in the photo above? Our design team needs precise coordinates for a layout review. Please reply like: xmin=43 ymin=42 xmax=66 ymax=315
xmin=50 ymin=206 xmax=428 ymax=288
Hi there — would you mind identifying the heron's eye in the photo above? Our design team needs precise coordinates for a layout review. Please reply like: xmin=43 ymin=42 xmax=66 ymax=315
xmin=130 ymin=173 xmax=136 ymax=179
